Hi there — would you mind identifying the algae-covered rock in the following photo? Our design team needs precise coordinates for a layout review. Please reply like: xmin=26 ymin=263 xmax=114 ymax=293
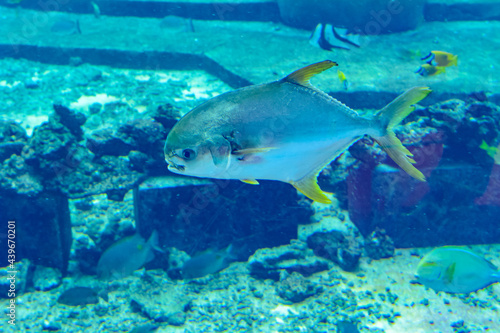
xmin=347 ymin=100 xmax=500 ymax=247
xmin=130 ymin=284 xmax=191 ymax=326
xmin=248 ymin=240 xmax=330 ymax=281
xmin=307 ymin=231 xmax=362 ymax=271
xmin=0 ymin=259 xmax=30 ymax=298
xmin=87 ymin=118 xmax=167 ymax=172
xmin=33 ymin=266 xmax=62 ymax=291
xmin=0 ymin=120 xmax=27 ymax=162
xmin=0 ymin=154 xmax=43 ymax=195
xmin=117 ymin=119 xmax=166 ymax=160
xmin=53 ymin=103 xmax=86 ymax=140
xmin=42 ymin=319 xmax=62 ymax=331
xmin=276 ymin=271 xmax=323 ymax=303
xmin=152 ymin=103 xmax=181 ymax=131
xmin=364 ymin=229 xmax=395 ymax=259
xmin=87 ymin=128 xmax=133 ymax=156
xmin=22 ymin=118 xmax=77 ymax=172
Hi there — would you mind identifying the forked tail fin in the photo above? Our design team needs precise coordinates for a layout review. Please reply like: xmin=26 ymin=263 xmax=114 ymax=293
xmin=147 ymin=230 xmax=164 ymax=253
xmin=373 ymin=87 xmax=431 ymax=181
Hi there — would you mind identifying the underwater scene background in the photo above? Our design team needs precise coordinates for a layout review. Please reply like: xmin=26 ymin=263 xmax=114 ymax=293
xmin=1 ymin=0 xmax=500 ymax=332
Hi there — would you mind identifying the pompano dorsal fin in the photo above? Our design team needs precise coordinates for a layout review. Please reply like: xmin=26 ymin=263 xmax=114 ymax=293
xmin=241 ymin=179 xmax=259 ymax=185
xmin=284 ymin=60 xmax=338 ymax=88
xmin=290 ymin=173 xmax=331 ymax=204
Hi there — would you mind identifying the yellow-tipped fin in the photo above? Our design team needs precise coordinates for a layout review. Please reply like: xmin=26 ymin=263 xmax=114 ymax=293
xmin=291 ymin=174 xmax=331 ymax=204
xmin=479 ymin=140 xmax=498 ymax=159
xmin=241 ymin=179 xmax=259 ymax=185
xmin=373 ymin=87 xmax=431 ymax=182
xmin=450 ymin=55 xmax=458 ymax=67
xmin=284 ymin=60 xmax=338 ymax=88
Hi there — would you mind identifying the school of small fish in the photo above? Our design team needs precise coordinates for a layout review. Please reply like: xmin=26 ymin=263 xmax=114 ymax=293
xmin=416 ymin=50 xmax=458 ymax=77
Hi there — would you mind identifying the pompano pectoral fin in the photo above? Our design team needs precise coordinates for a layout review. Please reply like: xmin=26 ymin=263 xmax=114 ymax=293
xmin=209 ymin=136 xmax=232 ymax=170
xmin=284 ymin=60 xmax=338 ymax=89
xmin=290 ymin=173 xmax=331 ymax=204
xmin=241 ymin=179 xmax=259 ymax=185
xmin=373 ymin=87 xmax=431 ymax=181
xmin=232 ymin=147 xmax=276 ymax=155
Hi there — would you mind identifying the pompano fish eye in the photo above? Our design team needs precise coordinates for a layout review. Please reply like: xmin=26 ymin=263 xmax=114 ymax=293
xmin=181 ymin=149 xmax=196 ymax=160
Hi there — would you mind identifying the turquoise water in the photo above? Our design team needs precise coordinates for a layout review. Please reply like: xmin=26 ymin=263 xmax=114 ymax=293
xmin=1 ymin=0 xmax=500 ymax=332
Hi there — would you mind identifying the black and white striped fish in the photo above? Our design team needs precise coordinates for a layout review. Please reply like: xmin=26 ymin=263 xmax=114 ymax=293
xmin=309 ymin=23 xmax=360 ymax=51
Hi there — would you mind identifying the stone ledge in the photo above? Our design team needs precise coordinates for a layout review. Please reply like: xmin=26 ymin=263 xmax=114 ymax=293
xmin=3 ymin=0 xmax=499 ymax=22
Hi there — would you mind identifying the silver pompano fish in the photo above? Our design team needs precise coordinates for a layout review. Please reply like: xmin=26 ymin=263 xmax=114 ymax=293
xmin=164 ymin=60 xmax=430 ymax=203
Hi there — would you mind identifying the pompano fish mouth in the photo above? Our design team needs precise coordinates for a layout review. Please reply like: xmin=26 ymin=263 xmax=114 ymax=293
xmin=166 ymin=159 xmax=185 ymax=172
xmin=165 ymin=150 xmax=185 ymax=171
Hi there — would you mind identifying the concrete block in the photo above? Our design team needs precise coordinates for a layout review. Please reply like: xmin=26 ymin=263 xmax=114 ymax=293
xmin=0 ymin=191 xmax=72 ymax=273
xmin=134 ymin=176 xmax=314 ymax=261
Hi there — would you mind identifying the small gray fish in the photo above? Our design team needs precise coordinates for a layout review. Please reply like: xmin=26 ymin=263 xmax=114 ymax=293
xmin=97 ymin=230 xmax=162 ymax=280
xmin=57 ymin=287 xmax=107 ymax=306
xmin=159 ymin=15 xmax=194 ymax=32
xmin=50 ymin=18 xmax=81 ymax=35
xmin=91 ymin=1 xmax=101 ymax=19
xmin=181 ymin=244 xmax=234 ymax=279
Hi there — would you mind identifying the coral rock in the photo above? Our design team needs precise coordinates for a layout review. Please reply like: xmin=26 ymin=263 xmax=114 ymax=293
xmin=276 ymin=271 xmax=323 ymax=303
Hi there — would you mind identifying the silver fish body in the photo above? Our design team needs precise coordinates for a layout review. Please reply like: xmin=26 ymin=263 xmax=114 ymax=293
xmin=165 ymin=61 xmax=430 ymax=203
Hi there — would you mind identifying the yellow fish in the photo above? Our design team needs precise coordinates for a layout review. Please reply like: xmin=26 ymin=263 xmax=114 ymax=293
xmin=421 ymin=51 xmax=458 ymax=67
xmin=415 ymin=246 xmax=500 ymax=294
xmin=415 ymin=64 xmax=446 ymax=77
xmin=479 ymin=140 xmax=498 ymax=159
xmin=337 ymin=70 xmax=348 ymax=90
xmin=164 ymin=61 xmax=430 ymax=203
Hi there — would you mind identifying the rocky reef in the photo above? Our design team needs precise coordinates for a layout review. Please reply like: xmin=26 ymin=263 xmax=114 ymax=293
xmin=344 ymin=99 xmax=500 ymax=247
xmin=2 ymin=88 xmax=500 ymax=278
